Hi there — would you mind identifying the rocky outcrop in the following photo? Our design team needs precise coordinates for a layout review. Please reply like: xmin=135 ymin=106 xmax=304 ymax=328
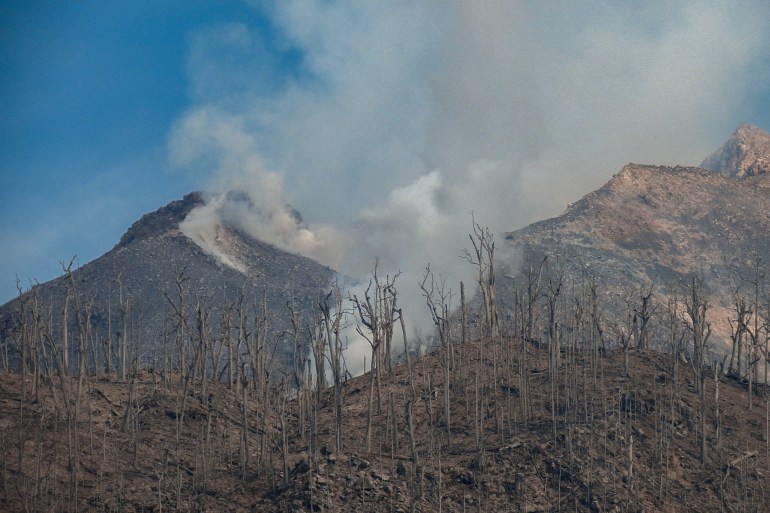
xmin=701 ymin=123 xmax=770 ymax=179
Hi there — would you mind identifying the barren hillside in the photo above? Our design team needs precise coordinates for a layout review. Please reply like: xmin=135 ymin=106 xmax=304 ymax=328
xmin=502 ymin=163 xmax=770 ymax=350
xmin=1 ymin=337 xmax=768 ymax=512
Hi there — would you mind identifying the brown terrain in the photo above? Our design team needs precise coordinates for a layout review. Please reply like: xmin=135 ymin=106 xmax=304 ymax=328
xmin=1 ymin=336 xmax=768 ymax=512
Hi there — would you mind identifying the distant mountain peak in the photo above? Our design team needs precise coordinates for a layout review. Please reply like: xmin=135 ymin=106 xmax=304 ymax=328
xmin=700 ymin=123 xmax=770 ymax=179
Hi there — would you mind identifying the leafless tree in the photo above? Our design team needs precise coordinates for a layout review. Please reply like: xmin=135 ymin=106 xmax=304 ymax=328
xmin=519 ymin=256 xmax=547 ymax=426
xmin=682 ymin=274 xmax=711 ymax=464
xmin=544 ymin=264 xmax=564 ymax=440
xmin=63 ymin=258 xmax=94 ymax=508
xmin=588 ymin=278 xmax=605 ymax=384
xmin=462 ymin=216 xmax=499 ymax=338
xmin=667 ymin=294 xmax=686 ymax=387
xmin=116 ymin=272 xmax=133 ymax=381
xmin=419 ymin=264 xmax=453 ymax=446
xmin=193 ymin=295 xmax=212 ymax=398
xmin=350 ymin=259 xmax=400 ymax=450
xmin=545 ymin=266 xmax=563 ymax=378
xmin=245 ymin=292 xmax=272 ymax=399
xmin=610 ymin=303 xmax=635 ymax=379
xmin=320 ymin=279 xmax=348 ymax=451
xmin=219 ymin=299 xmax=235 ymax=389
xmin=308 ymin=312 xmax=327 ymax=395
xmin=744 ymin=257 xmax=765 ymax=409
xmin=163 ymin=268 xmax=190 ymax=383
xmin=634 ymin=283 xmax=657 ymax=351
xmin=285 ymin=299 xmax=312 ymax=441
xmin=727 ymin=288 xmax=751 ymax=380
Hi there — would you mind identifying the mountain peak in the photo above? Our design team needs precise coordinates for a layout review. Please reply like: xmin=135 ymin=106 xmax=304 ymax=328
xmin=700 ymin=123 xmax=770 ymax=179
xmin=115 ymin=191 xmax=205 ymax=248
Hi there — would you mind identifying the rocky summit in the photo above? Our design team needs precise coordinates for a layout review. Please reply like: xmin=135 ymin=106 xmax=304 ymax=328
xmin=701 ymin=123 xmax=770 ymax=180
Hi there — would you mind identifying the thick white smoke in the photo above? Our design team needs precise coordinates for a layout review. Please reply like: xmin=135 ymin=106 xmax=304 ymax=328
xmin=168 ymin=0 xmax=770 ymax=374
xmin=169 ymin=107 xmax=350 ymax=270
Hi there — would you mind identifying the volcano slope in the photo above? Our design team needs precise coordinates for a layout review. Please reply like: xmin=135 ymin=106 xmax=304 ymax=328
xmin=1 ymin=334 xmax=768 ymax=512
xmin=0 ymin=191 xmax=335 ymax=376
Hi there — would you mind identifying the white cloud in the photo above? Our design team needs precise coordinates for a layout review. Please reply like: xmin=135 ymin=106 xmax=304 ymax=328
xmin=168 ymin=0 xmax=770 ymax=368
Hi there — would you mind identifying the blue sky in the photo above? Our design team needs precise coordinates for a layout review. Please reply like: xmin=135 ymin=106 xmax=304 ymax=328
xmin=1 ymin=1 xmax=264 ymax=300
xmin=2 ymin=1 xmax=770 ymax=304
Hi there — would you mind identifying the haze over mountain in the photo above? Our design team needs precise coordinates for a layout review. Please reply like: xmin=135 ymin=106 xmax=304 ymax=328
xmin=501 ymin=124 xmax=770 ymax=350
xmin=2 ymin=123 xmax=770 ymax=512
xmin=2 ymin=124 xmax=769 ymax=372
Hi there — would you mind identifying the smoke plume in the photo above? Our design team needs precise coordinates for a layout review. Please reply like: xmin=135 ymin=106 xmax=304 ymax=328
xmin=168 ymin=1 xmax=770 ymax=373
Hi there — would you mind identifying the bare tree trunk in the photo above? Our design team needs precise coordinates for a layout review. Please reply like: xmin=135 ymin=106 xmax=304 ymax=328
xmin=165 ymin=270 xmax=189 ymax=383
xmin=351 ymin=260 xmax=401 ymax=442
xmin=419 ymin=265 xmax=452 ymax=447
xmin=62 ymin=292 xmax=70 ymax=376
xmin=635 ymin=285 xmax=657 ymax=351
xmin=683 ymin=275 xmax=711 ymax=464
xmin=241 ymin=375 xmax=249 ymax=480
xmin=279 ymin=391 xmax=289 ymax=488
xmin=463 ymin=216 xmax=499 ymax=338
xmin=321 ymin=281 xmax=346 ymax=451
xmin=365 ymin=363 xmax=375 ymax=452
xmin=398 ymin=308 xmax=416 ymax=401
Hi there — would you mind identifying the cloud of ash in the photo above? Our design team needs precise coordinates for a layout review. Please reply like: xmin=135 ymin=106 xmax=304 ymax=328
xmin=168 ymin=0 xmax=770 ymax=374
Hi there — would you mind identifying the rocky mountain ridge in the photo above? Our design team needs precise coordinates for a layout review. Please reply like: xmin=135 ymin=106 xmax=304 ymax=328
xmin=500 ymin=125 xmax=770 ymax=351
xmin=116 ymin=191 xmax=205 ymax=247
